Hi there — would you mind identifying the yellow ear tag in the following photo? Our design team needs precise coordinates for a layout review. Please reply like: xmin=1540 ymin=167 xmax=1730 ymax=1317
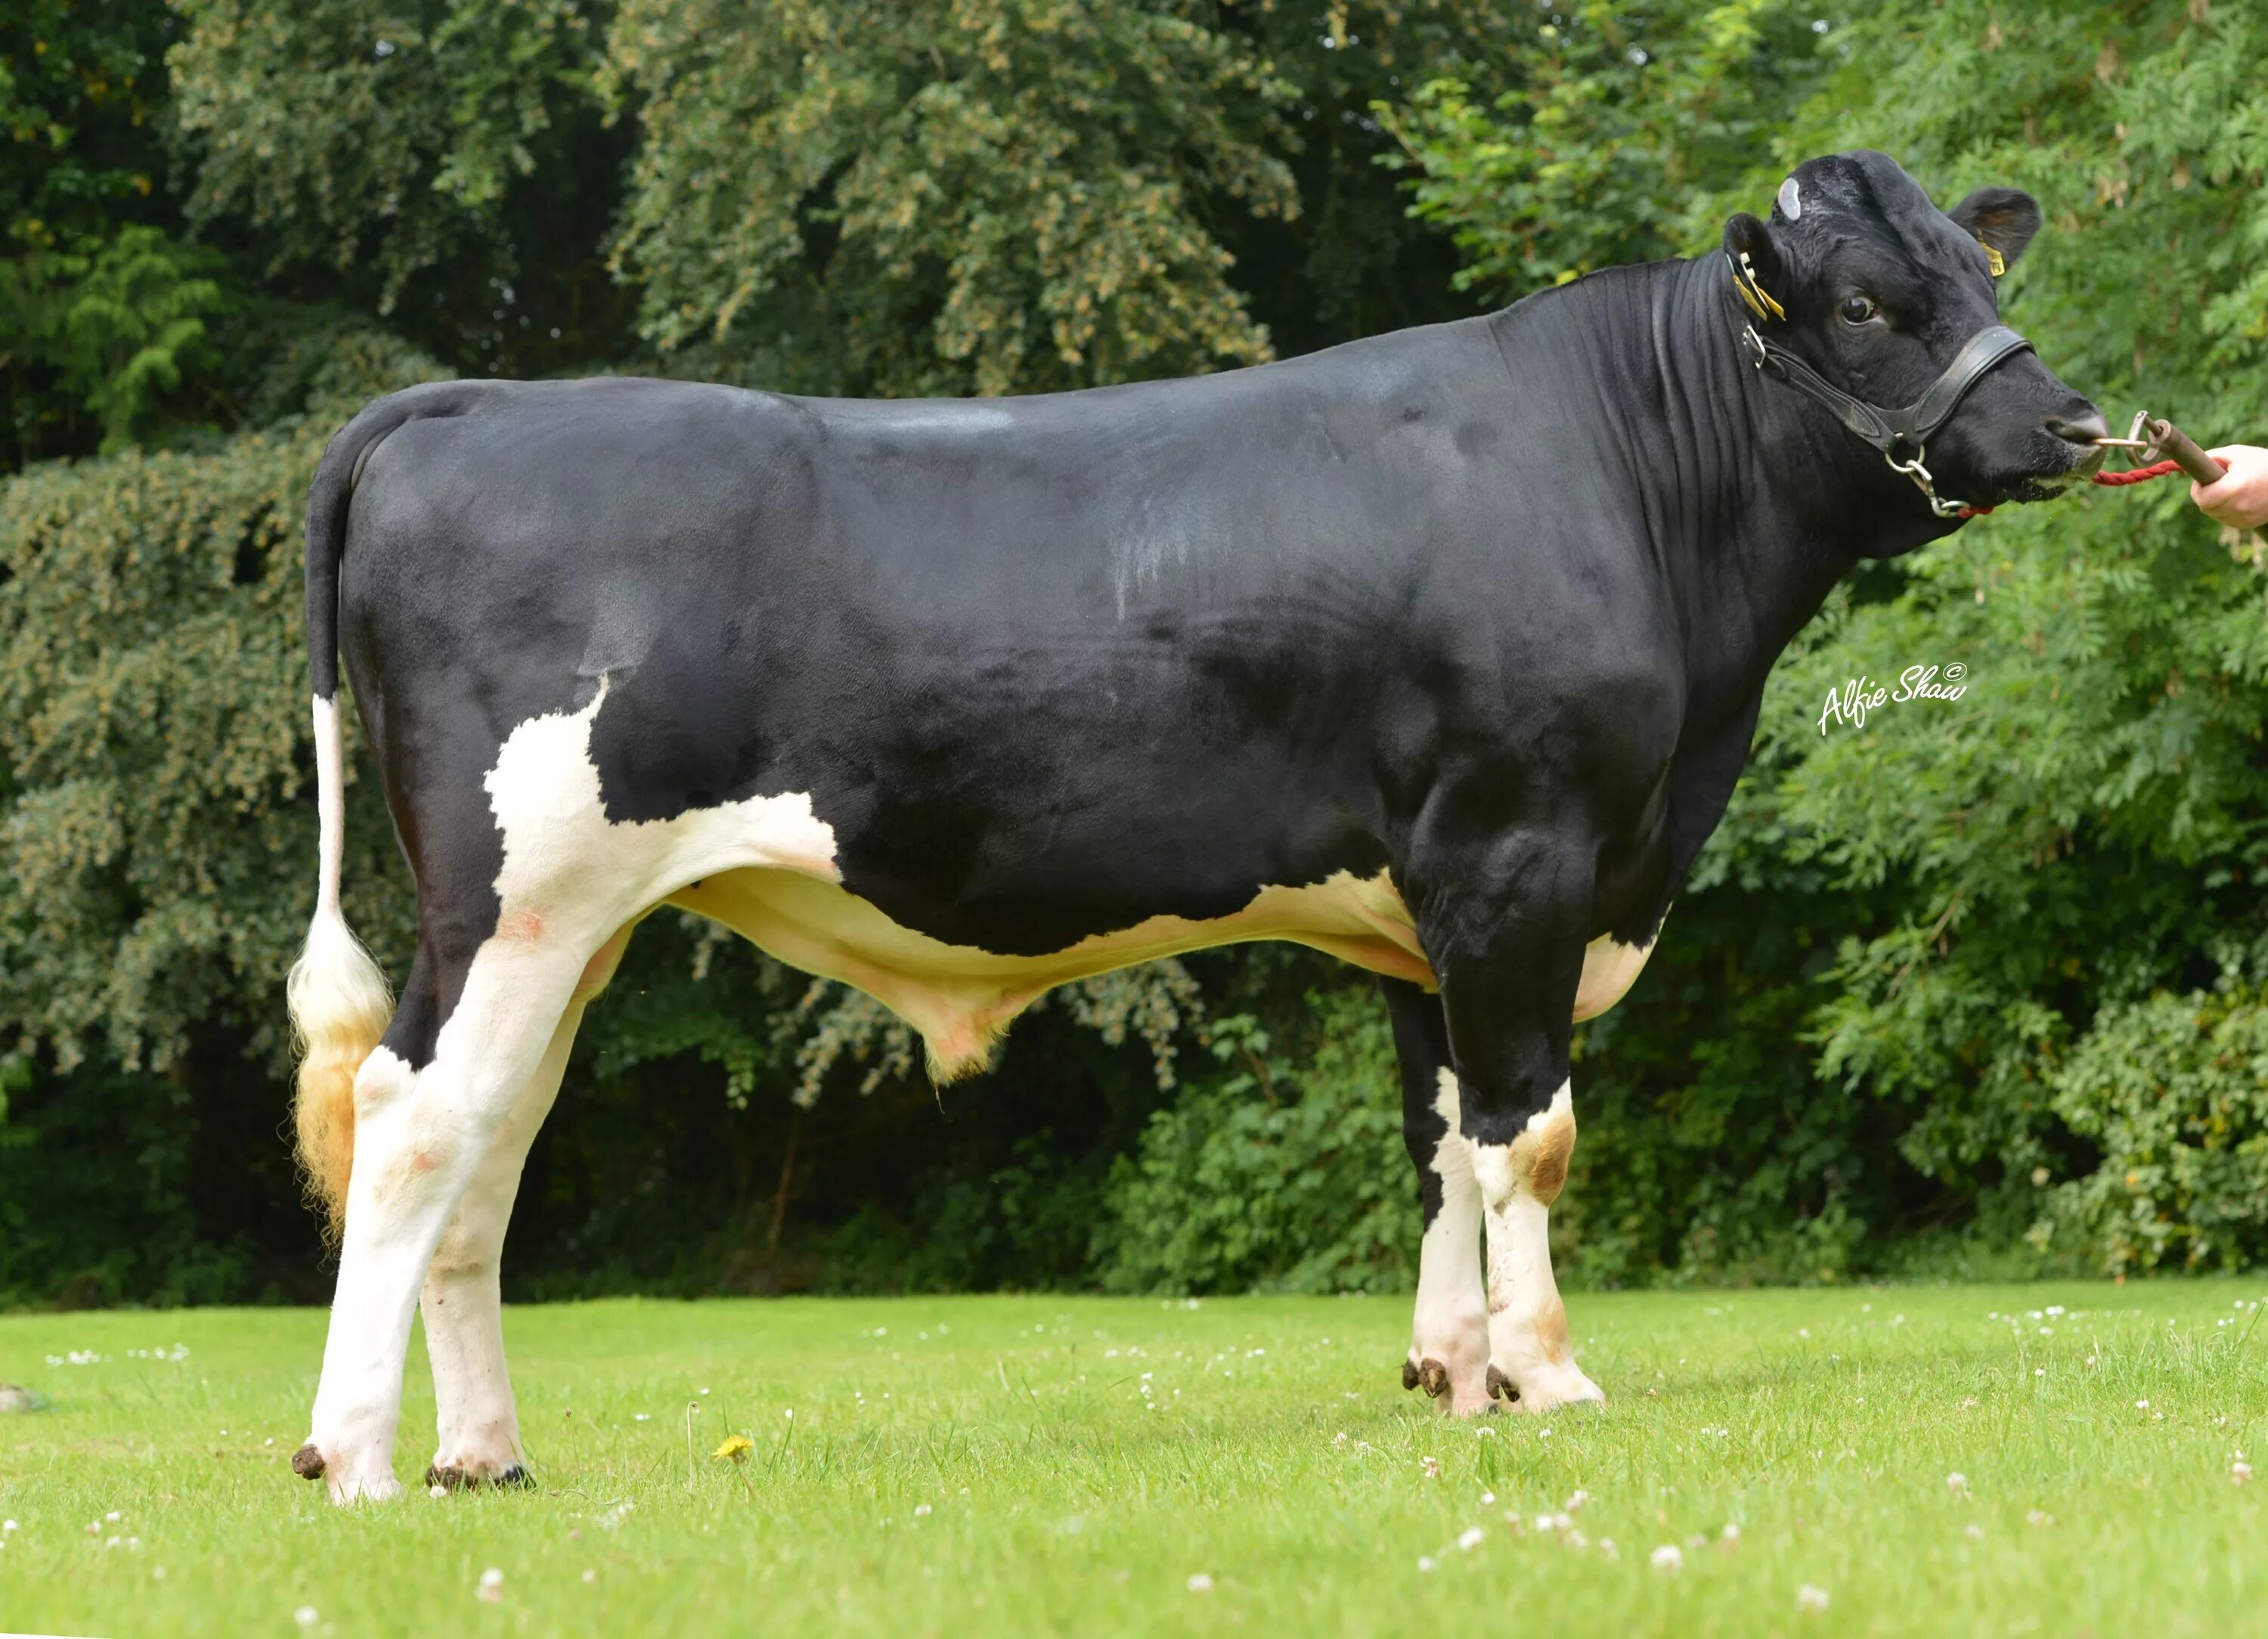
xmin=1737 ymin=250 xmax=1787 ymax=321
xmin=1979 ymin=239 xmax=2006 ymax=278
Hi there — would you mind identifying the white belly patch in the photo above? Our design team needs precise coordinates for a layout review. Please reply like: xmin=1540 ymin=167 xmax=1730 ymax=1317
xmin=669 ymin=865 xmax=1435 ymax=1079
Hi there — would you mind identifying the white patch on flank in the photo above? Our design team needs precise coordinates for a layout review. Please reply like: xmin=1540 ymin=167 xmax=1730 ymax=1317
xmin=1407 ymin=1068 xmax=1492 ymax=1414
xmin=1574 ymin=932 xmax=1656 ymax=1021
xmin=1778 ymin=175 xmax=1803 ymax=221
xmin=485 ymin=678 xmax=841 ymax=917
xmin=1469 ymin=1081 xmax=1604 ymax=1414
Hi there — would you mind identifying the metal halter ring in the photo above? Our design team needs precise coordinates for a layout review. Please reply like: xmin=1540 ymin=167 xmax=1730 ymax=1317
xmin=1884 ymin=445 xmax=1972 ymax=520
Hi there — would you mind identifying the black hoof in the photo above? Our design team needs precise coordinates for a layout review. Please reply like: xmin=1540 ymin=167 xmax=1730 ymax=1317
xmin=1401 ymin=1359 xmax=1422 ymax=1391
xmin=1417 ymin=1359 xmax=1452 ymax=1399
xmin=426 ymin=1462 xmax=534 ymax=1491
xmin=1486 ymin=1365 xmax=1520 ymax=1403
xmin=291 ymin=1442 xmax=327 ymax=1481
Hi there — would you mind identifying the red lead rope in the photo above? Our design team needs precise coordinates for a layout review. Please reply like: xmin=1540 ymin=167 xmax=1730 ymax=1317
xmin=1957 ymin=454 xmax=2229 ymax=519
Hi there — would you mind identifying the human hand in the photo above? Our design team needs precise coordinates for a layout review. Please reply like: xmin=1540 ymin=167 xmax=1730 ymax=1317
xmin=2191 ymin=445 xmax=2268 ymax=531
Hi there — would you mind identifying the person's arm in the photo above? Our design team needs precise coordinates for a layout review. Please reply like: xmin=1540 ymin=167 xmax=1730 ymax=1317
xmin=2192 ymin=445 xmax=2268 ymax=530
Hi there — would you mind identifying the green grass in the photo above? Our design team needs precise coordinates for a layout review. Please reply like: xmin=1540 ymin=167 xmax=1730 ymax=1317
xmin=1 ymin=1284 xmax=2263 ymax=1636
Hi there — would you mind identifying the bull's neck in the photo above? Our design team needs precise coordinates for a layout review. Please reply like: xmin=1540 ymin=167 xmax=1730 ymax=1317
xmin=1489 ymin=256 xmax=1950 ymax=729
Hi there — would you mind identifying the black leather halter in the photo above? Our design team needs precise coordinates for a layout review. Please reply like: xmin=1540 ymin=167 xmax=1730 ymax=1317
xmin=1728 ymin=253 xmax=2034 ymax=519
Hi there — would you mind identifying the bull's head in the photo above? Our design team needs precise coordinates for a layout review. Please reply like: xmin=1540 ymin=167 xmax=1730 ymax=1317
xmin=1721 ymin=150 xmax=2105 ymax=520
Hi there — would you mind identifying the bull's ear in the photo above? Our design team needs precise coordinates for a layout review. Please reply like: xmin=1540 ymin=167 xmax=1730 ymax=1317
xmin=1947 ymin=187 xmax=2041 ymax=274
xmin=1721 ymin=212 xmax=1786 ymax=322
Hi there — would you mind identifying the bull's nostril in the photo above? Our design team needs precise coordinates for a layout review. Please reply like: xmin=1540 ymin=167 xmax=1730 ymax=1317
xmin=2047 ymin=411 xmax=2109 ymax=446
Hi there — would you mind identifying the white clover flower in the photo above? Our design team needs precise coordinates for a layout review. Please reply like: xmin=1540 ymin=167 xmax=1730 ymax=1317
xmin=1416 ymin=1557 xmax=1436 ymax=1572
xmin=294 ymin=1607 xmax=319 ymax=1628
xmin=1964 ymin=1523 xmax=1984 ymax=1541
xmin=1721 ymin=1523 xmax=1742 ymax=1545
xmin=1187 ymin=1572 xmax=1214 ymax=1592
xmin=913 ymin=1504 xmax=932 ymax=1518
xmin=2027 ymin=1510 xmax=2055 ymax=1526
xmin=1796 ymin=1585 xmax=1830 ymax=1614
xmin=1479 ymin=1491 xmax=1495 ymax=1506
xmin=1946 ymin=1472 xmax=1969 ymax=1496
xmin=477 ymin=1568 xmax=503 ymax=1604
xmin=1650 ymin=1545 xmax=1684 ymax=1573
xmin=1598 ymin=1538 xmax=1617 ymax=1559
xmin=1421 ymin=1455 xmax=1442 ymax=1479
xmin=1458 ymin=1527 xmax=1486 ymax=1551
xmin=2233 ymin=1461 xmax=2254 ymax=1486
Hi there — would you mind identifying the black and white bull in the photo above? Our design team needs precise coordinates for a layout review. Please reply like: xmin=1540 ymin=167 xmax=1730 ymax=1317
xmin=285 ymin=152 xmax=2104 ymax=1499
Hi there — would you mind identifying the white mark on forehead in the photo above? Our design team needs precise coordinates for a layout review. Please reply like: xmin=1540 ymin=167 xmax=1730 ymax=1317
xmin=1777 ymin=176 xmax=1803 ymax=222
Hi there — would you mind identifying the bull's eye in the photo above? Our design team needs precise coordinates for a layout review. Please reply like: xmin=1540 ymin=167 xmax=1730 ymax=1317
xmin=1839 ymin=295 xmax=1879 ymax=325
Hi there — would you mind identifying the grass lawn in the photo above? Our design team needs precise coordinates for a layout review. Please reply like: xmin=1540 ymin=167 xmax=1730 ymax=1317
xmin=0 ymin=1284 xmax=2263 ymax=1637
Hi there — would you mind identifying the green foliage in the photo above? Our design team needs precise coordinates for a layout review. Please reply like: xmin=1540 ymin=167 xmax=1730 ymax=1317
xmin=2031 ymin=970 xmax=2268 ymax=1275
xmin=1092 ymin=990 xmax=1419 ymax=1294
xmin=602 ymin=0 xmax=1299 ymax=396
xmin=167 ymin=0 xmax=603 ymax=317
xmin=0 ymin=327 xmax=443 ymax=1076
xmin=9 ymin=0 xmax=2268 ymax=1306
xmin=0 ymin=224 xmax=226 ymax=453
xmin=1378 ymin=0 xmax=1834 ymax=298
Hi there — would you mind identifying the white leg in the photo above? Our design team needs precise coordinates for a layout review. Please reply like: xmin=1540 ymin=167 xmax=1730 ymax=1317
xmin=1405 ymin=1069 xmax=1492 ymax=1414
xmin=1468 ymin=1080 xmax=1604 ymax=1413
xmin=296 ymin=941 xmax=590 ymax=1503
xmin=419 ymin=995 xmax=588 ymax=1488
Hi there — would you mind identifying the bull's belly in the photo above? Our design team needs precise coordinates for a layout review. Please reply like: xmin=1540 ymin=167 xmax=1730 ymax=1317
xmin=668 ymin=866 xmax=1431 ymax=1075
xmin=664 ymin=866 xmax=1655 ymax=1077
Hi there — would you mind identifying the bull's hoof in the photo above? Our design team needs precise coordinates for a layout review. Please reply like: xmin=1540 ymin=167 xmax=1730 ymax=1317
xmin=291 ymin=1442 xmax=327 ymax=1481
xmin=425 ymin=1462 xmax=534 ymax=1492
xmin=1486 ymin=1365 xmax=1520 ymax=1404
xmin=1418 ymin=1358 xmax=1452 ymax=1399
xmin=1401 ymin=1359 xmax=1422 ymax=1392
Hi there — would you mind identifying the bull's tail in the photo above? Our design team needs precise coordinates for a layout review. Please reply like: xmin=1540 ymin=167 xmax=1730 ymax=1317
xmin=287 ymin=392 xmax=443 ymax=1240
xmin=287 ymin=694 xmax=392 ymax=1241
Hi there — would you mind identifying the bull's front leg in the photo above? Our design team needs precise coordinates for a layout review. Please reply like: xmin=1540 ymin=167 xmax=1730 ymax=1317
xmin=1467 ymin=1080 xmax=1602 ymax=1411
xmin=1411 ymin=838 xmax=1606 ymax=1414
xmin=1383 ymin=978 xmax=1492 ymax=1414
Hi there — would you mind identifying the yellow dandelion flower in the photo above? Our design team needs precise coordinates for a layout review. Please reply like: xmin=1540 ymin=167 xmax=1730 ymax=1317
xmin=713 ymin=1434 xmax=754 ymax=1464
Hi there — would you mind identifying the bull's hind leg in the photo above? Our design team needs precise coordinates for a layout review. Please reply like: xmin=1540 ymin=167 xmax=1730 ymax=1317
xmin=1383 ymin=980 xmax=1492 ymax=1415
xmin=420 ymin=926 xmax=635 ymax=1490
xmin=296 ymin=921 xmax=607 ymax=1504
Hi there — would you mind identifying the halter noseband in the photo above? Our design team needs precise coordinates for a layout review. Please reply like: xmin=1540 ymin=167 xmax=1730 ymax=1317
xmin=1727 ymin=251 xmax=2033 ymax=519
